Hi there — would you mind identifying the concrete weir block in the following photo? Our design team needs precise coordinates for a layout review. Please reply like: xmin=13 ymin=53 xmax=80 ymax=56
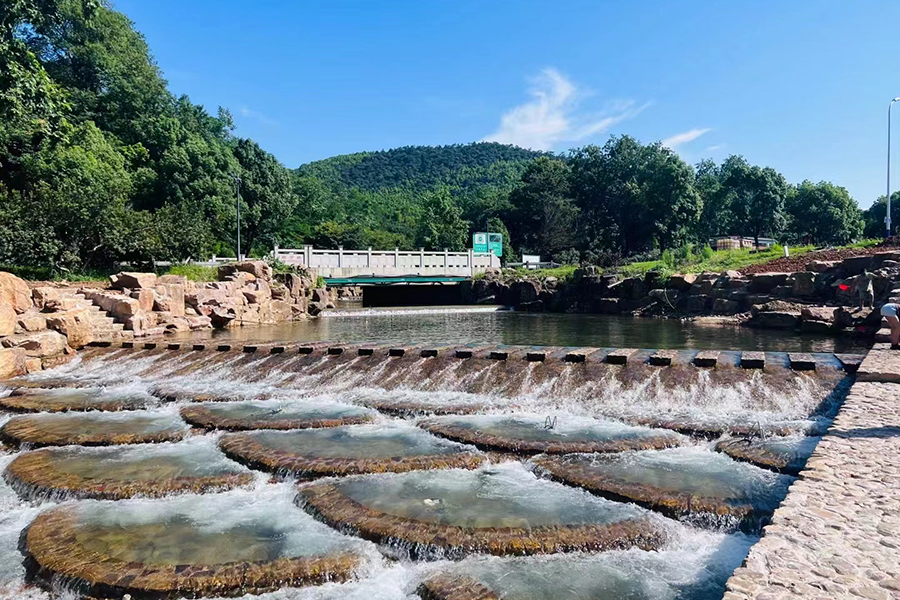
xmin=649 ymin=350 xmax=677 ymax=366
xmin=216 ymin=344 xmax=232 ymax=352
xmin=741 ymin=351 xmax=765 ymax=369
xmin=121 ymin=341 xmax=135 ymax=349
xmin=242 ymin=345 xmax=258 ymax=353
xmin=489 ymin=350 xmax=509 ymax=360
xmin=693 ymin=351 xmax=720 ymax=368
xmin=327 ymin=347 xmax=344 ymax=356
xmin=834 ymin=353 xmax=863 ymax=373
xmin=455 ymin=349 xmax=474 ymax=359
xmin=388 ymin=348 xmax=406 ymax=357
xmin=788 ymin=352 xmax=816 ymax=371
xmin=192 ymin=344 xmax=206 ymax=351
xmin=420 ymin=349 xmax=439 ymax=358
xmin=297 ymin=346 xmax=315 ymax=354
xmin=357 ymin=348 xmax=375 ymax=356
xmin=143 ymin=342 xmax=157 ymax=350
xmin=525 ymin=351 xmax=546 ymax=362
xmin=167 ymin=343 xmax=181 ymax=351
xmin=269 ymin=346 xmax=285 ymax=354
xmin=606 ymin=348 xmax=638 ymax=365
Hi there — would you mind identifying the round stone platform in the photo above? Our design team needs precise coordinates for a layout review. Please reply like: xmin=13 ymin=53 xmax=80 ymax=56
xmin=180 ymin=400 xmax=374 ymax=431
xmin=4 ymin=441 xmax=253 ymax=500
xmin=0 ymin=411 xmax=188 ymax=448
xmin=149 ymin=383 xmax=272 ymax=403
xmin=715 ymin=435 xmax=819 ymax=475
xmin=418 ymin=414 xmax=682 ymax=455
xmin=220 ymin=424 xmax=484 ymax=478
xmin=0 ymin=387 xmax=154 ymax=413
xmin=353 ymin=390 xmax=491 ymax=417
xmin=534 ymin=447 xmax=793 ymax=524
xmin=297 ymin=463 xmax=664 ymax=559
xmin=23 ymin=491 xmax=365 ymax=598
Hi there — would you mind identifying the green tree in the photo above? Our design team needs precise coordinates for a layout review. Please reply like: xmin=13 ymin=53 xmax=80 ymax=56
xmin=720 ymin=156 xmax=788 ymax=247
xmin=415 ymin=188 xmax=469 ymax=251
xmin=863 ymin=192 xmax=900 ymax=238
xmin=232 ymin=138 xmax=297 ymax=254
xmin=507 ymin=156 xmax=572 ymax=254
xmin=785 ymin=180 xmax=862 ymax=245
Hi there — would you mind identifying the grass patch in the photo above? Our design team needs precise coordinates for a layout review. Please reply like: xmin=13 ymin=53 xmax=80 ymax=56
xmin=615 ymin=244 xmax=816 ymax=278
xmin=163 ymin=264 xmax=218 ymax=282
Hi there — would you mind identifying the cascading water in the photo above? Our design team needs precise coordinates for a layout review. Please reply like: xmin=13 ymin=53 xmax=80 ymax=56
xmin=0 ymin=343 xmax=852 ymax=599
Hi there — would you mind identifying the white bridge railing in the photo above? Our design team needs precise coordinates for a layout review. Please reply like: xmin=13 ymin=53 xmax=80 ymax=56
xmin=272 ymin=245 xmax=500 ymax=278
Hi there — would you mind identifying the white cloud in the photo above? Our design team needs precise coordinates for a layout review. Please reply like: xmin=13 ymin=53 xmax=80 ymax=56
xmin=484 ymin=68 xmax=647 ymax=150
xmin=661 ymin=128 xmax=711 ymax=149
xmin=704 ymin=144 xmax=726 ymax=153
xmin=239 ymin=107 xmax=277 ymax=126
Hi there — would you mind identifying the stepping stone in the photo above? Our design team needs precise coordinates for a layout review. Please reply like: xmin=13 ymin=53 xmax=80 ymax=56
xmin=4 ymin=441 xmax=253 ymax=500
xmin=297 ymin=462 xmax=664 ymax=559
xmin=180 ymin=400 xmax=374 ymax=431
xmin=219 ymin=423 xmax=484 ymax=478
xmin=648 ymin=350 xmax=678 ymax=366
xmin=693 ymin=351 xmax=720 ymax=368
xmin=788 ymin=353 xmax=816 ymax=371
xmin=606 ymin=348 xmax=638 ymax=365
xmin=834 ymin=353 xmax=864 ymax=374
xmin=418 ymin=414 xmax=682 ymax=455
xmin=740 ymin=351 xmax=765 ymax=369
xmin=0 ymin=411 xmax=188 ymax=448
xmin=563 ymin=348 xmax=599 ymax=363
xmin=715 ymin=436 xmax=820 ymax=476
xmin=0 ymin=387 xmax=153 ymax=413
xmin=534 ymin=447 xmax=794 ymax=525
xmin=23 ymin=489 xmax=366 ymax=598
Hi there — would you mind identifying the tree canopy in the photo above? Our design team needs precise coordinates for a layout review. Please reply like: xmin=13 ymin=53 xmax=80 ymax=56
xmin=0 ymin=0 xmax=884 ymax=275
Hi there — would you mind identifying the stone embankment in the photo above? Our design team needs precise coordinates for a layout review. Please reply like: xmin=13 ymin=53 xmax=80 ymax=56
xmin=465 ymin=250 xmax=900 ymax=335
xmin=0 ymin=260 xmax=330 ymax=379
xmin=724 ymin=346 xmax=900 ymax=600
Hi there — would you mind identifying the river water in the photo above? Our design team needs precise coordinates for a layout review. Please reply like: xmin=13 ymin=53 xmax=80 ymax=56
xmin=174 ymin=306 xmax=869 ymax=353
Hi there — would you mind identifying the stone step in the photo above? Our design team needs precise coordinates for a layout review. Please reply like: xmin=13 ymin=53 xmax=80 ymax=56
xmin=875 ymin=328 xmax=892 ymax=343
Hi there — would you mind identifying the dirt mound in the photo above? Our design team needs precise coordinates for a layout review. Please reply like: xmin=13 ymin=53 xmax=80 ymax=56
xmin=741 ymin=246 xmax=900 ymax=275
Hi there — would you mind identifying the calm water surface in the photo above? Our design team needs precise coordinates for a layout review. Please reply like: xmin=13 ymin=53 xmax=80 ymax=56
xmin=175 ymin=306 xmax=869 ymax=353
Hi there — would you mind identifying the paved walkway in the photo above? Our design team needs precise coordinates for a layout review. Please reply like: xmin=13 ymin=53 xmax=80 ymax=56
xmin=725 ymin=347 xmax=900 ymax=600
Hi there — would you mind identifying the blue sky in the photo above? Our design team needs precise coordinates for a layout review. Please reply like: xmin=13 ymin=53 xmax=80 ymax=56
xmin=115 ymin=0 xmax=899 ymax=209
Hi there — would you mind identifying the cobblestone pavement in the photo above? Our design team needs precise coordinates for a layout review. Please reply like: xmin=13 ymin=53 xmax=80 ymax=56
xmin=725 ymin=350 xmax=900 ymax=600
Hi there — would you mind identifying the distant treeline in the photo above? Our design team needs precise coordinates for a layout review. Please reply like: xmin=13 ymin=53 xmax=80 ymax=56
xmin=1 ymin=1 xmax=894 ymax=275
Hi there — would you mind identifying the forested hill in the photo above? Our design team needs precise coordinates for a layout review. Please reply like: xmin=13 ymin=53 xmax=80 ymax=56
xmin=295 ymin=143 xmax=542 ymax=192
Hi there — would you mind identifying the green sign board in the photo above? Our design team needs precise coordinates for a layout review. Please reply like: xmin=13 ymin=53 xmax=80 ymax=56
xmin=473 ymin=232 xmax=503 ymax=257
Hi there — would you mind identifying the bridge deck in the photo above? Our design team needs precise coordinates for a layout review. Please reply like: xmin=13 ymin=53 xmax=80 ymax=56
xmin=725 ymin=345 xmax=900 ymax=600
xmin=324 ymin=275 xmax=469 ymax=286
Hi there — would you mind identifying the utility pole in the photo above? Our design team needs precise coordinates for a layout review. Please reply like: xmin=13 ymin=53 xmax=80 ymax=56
xmin=229 ymin=172 xmax=242 ymax=259
xmin=887 ymin=98 xmax=900 ymax=238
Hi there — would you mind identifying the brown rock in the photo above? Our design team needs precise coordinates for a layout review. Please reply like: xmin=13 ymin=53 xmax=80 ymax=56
xmin=801 ymin=306 xmax=838 ymax=324
xmin=0 ymin=272 xmax=32 ymax=314
xmin=16 ymin=313 xmax=47 ymax=333
xmin=153 ymin=283 xmax=185 ymax=317
xmin=791 ymin=271 xmax=816 ymax=296
xmin=112 ymin=297 xmax=142 ymax=318
xmin=0 ymin=301 xmax=15 ymax=336
xmin=110 ymin=272 xmax=157 ymax=290
xmin=31 ymin=287 xmax=62 ymax=311
xmin=217 ymin=260 xmax=272 ymax=281
xmin=0 ymin=347 xmax=26 ymax=379
xmin=46 ymin=310 xmax=94 ymax=348
xmin=24 ymin=357 xmax=42 ymax=373
xmin=1 ymin=330 xmax=68 ymax=358
xmin=131 ymin=288 xmax=154 ymax=312
xmin=668 ymin=274 xmax=697 ymax=292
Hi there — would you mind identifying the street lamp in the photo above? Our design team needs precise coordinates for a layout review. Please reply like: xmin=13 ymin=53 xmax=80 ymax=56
xmin=229 ymin=172 xmax=242 ymax=259
xmin=887 ymin=97 xmax=900 ymax=238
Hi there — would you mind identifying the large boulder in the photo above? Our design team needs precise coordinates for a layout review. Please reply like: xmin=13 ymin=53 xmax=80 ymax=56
xmin=0 ymin=347 xmax=26 ymax=379
xmin=806 ymin=260 xmax=838 ymax=273
xmin=791 ymin=272 xmax=816 ymax=297
xmin=154 ymin=282 xmax=185 ymax=317
xmin=839 ymin=256 xmax=874 ymax=276
xmin=0 ymin=301 xmax=15 ymax=336
xmin=511 ymin=280 xmax=541 ymax=305
xmin=46 ymin=310 xmax=94 ymax=348
xmin=1 ymin=330 xmax=69 ymax=357
xmin=16 ymin=313 xmax=47 ymax=333
xmin=801 ymin=306 xmax=838 ymax=324
xmin=131 ymin=288 xmax=155 ymax=312
xmin=110 ymin=272 xmax=157 ymax=290
xmin=217 ymin=260 xmax=272 ymax=281
xmin=31 ymin=287 xmax=62 ymax=311
xmin=0 ymin=272 xmax=32 ymax=314
xmin=748 ymin=273 xmax=789 ymax=293
xmin=667 ymin=274 xmax=697 ymax=292
xmin=748 ymin=311 xmax=800 ymax=329
xmin=712 ymin=298 xmax=739 ymax=315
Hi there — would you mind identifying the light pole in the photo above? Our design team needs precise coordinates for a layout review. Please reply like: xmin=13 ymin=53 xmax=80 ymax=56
xmin=887 ymin=98 xmax=900 ymax=238
xmin=229 ymin=172 xmax=242 ymax=259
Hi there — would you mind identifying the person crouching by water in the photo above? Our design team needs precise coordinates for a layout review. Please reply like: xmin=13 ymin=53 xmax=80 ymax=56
xmin=883 ymin=303 xmax=900 ymax=349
